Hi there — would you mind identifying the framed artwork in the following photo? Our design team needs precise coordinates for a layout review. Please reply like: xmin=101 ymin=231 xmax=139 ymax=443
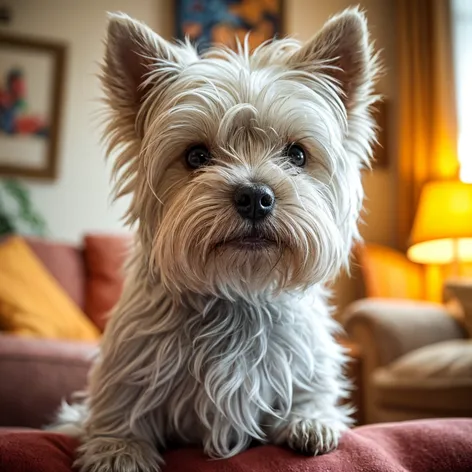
xmin=0 ymin=33 xmax=66 ymax=179
xmin=175 ymin=0 xmax=284 ymax=52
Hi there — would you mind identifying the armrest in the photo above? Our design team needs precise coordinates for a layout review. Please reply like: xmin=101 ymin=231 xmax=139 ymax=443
xmin=342 ymin=298 xmax=468 ymax=368
xmin=0 ymin=334 xmax=97 ymax=428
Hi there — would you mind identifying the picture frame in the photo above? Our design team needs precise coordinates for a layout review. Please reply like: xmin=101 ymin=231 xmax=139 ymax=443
xmin=175 ymin=0 xmax=284 ymax=52
xmin=0 ymin=33 xmax=66 ymax=180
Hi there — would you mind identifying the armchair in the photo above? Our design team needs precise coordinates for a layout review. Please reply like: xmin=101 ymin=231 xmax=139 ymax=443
xmin=342 ymin=244 xmax=471 ymax=424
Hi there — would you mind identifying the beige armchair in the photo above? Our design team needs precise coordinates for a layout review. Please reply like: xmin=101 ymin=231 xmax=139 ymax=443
xmin=343 ymin=299 xmax=470 ymax=424
xmin=343 ymin=244 xmax=472 ymax=424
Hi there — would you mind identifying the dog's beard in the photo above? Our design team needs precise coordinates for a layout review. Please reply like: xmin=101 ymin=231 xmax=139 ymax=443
xmin=153 ymin=160 xmax=346 ymax=300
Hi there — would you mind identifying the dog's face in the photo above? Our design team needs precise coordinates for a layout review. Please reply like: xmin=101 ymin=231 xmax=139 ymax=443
xmin=102 ymin=9 xmax=379 ymax=299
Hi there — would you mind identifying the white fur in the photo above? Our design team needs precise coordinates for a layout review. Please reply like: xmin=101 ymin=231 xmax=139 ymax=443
xmin=53 ymin=8 xmax=380 ymax=472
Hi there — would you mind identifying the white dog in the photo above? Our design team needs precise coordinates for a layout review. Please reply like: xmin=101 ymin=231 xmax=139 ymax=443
xmin=55 ymin=8 xmax=380 ymax=472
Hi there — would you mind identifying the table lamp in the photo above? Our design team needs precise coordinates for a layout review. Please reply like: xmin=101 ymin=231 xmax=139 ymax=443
xmin=407 ymin=181 xmax=472 ymax=275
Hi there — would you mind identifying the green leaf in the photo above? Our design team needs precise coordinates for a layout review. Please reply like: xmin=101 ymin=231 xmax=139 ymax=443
xmin=0 ymin=178 xmax=48 ymax=237
xmin=0 ymin=213 xmax=15 ymax=236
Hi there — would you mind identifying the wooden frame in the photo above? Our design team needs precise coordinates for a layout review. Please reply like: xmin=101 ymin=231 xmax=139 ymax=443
xmin=0 ymin=33 xmax=66 ymax=179
xmin=175 ymin=0 xmax=285 ymax=52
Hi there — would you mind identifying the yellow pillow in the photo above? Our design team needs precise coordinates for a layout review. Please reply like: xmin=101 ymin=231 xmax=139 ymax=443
xmin=0 ymin=236 xmax=100 ymax=340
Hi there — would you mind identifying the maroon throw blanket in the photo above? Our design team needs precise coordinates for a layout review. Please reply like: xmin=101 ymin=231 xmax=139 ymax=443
xmin=1 ymin=419 xmax=472 ymax=472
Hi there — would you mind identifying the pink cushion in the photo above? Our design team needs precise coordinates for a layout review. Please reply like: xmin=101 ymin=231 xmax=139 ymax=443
xmin=1 ymin=419 xmax=472 ymax=471
xmin=83 ymin=234 xmax=132 ymax=331
xmin=25 ymin=237 xmax=86 ymax=311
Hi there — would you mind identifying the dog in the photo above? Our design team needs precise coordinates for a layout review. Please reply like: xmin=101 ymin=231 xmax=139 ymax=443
xmin=55 ymin=7 xmax=380 ymax=472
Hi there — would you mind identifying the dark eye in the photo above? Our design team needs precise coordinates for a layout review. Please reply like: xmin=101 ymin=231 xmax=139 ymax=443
xmin=285 ymin=144 xmax=306 ymax=167
xmin=186 ymin=145 xmax=211 ymax=169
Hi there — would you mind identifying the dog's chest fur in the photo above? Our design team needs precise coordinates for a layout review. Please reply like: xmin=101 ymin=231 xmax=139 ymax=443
xmin=153 ymin=289 xmax=341 ymax=455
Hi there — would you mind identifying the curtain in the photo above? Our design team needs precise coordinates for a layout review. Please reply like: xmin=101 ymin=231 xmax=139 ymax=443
xmin=453 ymin=0 xmax=472 ymax=183
xmin=396 ymin=0 xmax=459 ymax=249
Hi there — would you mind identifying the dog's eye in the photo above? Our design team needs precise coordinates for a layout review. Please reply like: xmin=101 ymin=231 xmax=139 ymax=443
xmin=186 ymin=145 xmax=211 ymax=169
xmin=285 ymin=144 xmax=306 ymax=167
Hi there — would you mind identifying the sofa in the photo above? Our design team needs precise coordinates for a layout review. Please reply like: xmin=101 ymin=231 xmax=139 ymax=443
xmin=2 ymin=237 xmax=472 ymax=430
xmin=2 ymin=237 xmax=472 ymax=471
xmin=0 ymin=235 xmax=129 ymax=428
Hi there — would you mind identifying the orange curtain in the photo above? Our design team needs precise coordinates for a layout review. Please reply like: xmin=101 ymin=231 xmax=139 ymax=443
xmin=396 ymin=0 xmax=459 ymax=250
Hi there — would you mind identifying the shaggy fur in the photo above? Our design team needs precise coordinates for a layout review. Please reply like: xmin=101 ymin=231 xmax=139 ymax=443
xmin=54 ymin=8 xmax=380 ymax=472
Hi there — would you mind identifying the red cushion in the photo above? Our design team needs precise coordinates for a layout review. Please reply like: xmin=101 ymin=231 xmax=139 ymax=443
xmin=83 ymin=234 xmax=132 ymax=331
xmin=1 ymin=419 xmax=472 ymax=471
xmin=0 ymin=430 xmax=76 ymax=472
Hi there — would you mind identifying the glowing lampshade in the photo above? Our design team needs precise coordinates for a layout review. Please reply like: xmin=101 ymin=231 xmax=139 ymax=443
xmin=407 ymin=181 xmax=472 ymax=264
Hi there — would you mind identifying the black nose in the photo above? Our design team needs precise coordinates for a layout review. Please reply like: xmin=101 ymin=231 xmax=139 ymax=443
xmin=233 ymin=184 xmax=275 ymax=221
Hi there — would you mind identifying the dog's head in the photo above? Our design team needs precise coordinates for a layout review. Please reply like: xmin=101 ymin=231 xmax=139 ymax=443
xmin=101 ymin=9 xmax=380 ymax=300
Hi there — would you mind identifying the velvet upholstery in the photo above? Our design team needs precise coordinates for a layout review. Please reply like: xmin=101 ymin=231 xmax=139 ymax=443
xmin=1 ymin=419 xmax=472 ymax=472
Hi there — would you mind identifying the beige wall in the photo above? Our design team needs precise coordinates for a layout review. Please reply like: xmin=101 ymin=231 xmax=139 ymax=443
xmin=1 ymin=0 xmax=396 ymax=309
xmin=0 ymin=0 xmax=163 ymax=242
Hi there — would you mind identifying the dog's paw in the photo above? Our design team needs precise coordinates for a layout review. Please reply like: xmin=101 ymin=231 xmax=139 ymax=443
xmin=75 ymin=436 xmax=162 ymax=472
xmin=285 ymin=419 xmax=343 ymax=456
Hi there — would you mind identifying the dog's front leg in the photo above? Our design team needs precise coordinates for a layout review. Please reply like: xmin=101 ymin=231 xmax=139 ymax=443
xmin=75 ymin=301 xmax=170 ymax=472
xmin=270 ymin=387 xmax=351 ymax=456
xmin=76 ymin=359 xmax=164 ymax=472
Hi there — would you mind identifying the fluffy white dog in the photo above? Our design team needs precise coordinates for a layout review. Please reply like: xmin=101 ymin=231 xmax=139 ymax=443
xmin=55 ymin=8 xmax=380 ymax=472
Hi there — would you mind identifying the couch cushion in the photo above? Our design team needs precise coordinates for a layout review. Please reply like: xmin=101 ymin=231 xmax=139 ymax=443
xmin=26 ymin=237 xmax=86 ymax=311
xmin=373 ymin=339 xmax=472 ymax=413
xmin=84 ymin=234 xmax=131 ymax=331
xmin=0 ymin=236 xmax=100 ymax=341
xmin=0 ymin=430 xmax=77 ymax=472
xmin=1 ymin=419 xmax=472 ymax=471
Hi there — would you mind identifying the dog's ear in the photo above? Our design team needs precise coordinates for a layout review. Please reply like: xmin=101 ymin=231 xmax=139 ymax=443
xmin=102 ymin=13 xmax=195 ymax=124
xmin=289 ymin=8 xmax=378 ymax=111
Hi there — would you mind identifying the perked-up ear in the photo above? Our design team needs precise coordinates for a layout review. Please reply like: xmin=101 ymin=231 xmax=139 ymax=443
xmin=101 ymin=13 xmax=196 ymax=135
xmin=101 ymin=14 xmax=199 ymax=214
xmin=290 ymin=8 xmax=380 ymax=111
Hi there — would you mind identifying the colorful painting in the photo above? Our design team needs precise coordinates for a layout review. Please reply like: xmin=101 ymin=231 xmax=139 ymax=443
xmin=176 ymin=0 xmax=283 ymax=52
xmin=0 ymin=34 xmax=66 ymax=179
xmin=0 ymin=68 xmax=49 ymax=137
